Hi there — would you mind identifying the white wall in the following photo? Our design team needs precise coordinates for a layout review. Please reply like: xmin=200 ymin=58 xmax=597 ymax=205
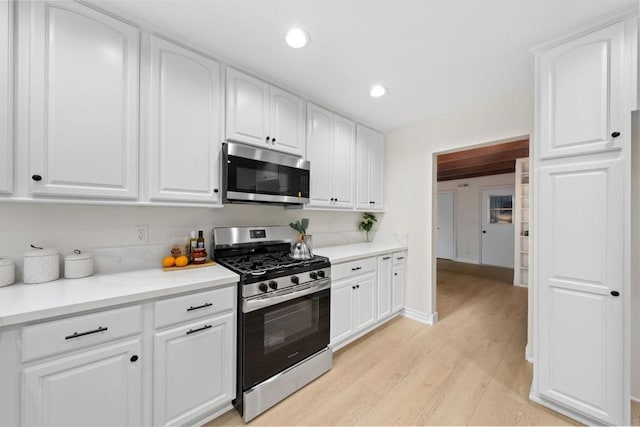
xmin=379 ymin=90 xmax=533 ymax=319
xmin=437 ymin=173 xmax=516 ymax=265
xmin=0 ymin=202 xmax=377 ymax=278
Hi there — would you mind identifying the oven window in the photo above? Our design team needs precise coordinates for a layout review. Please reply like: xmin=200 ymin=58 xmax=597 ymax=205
xmin=263 ymin=299 xmax=319 ymax=354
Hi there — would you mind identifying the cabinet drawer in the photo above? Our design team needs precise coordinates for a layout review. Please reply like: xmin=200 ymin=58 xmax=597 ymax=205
xmin=393 ymin=251 xmax=407 ymax=264
xmin=154 ymin=286 xmax=234 ymax=329
xmin=332 ymin=257 xmax=377 ymax=281
xmin=22 ymin=305 xmax=142 ymax=363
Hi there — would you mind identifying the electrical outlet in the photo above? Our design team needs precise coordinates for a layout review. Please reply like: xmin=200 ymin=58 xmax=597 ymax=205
xmin=134 ymin=225 xmax=148 ymax=242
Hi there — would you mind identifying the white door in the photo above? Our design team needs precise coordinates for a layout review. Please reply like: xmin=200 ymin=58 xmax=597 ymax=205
xmin=331 ymin=114 xmax=356 ymax=209
xmin=23 ymin=339 xmax=142 ymax=427
xmin=226 ymin=68 xmax=269 ymax=147
xmin=27 ymin=1 xmax=139 ymax=199
xmin=269 ymin=86 xmax=304 ymax=156
xmin=306 ymin=103 xmax=333 ymax=207
xmin=436 ymin=192 xmax=455 ymax=259
xmin=154 ymin=314 xmax=233 ymax=426
xmin=330 ymin=278 xmax=355 ymax=346
xmin=0 ymin=0 xmax=12 ymax=195
xmin=147 ymin=36 xmax=222 ymax=204
xmin=481 ymin=187 xmax=515 ymax=268
xmin=377 ymin=255 xmax=392 ymax=320
xmin=354 ymin=274 xmax=376 ymax=331
xmin=537 ymin=159 xmax=624 ymax=424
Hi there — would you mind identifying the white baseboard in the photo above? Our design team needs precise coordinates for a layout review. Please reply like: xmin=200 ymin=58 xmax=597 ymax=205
xmin=528 ymin=392 xmax=604 ymax=426
xmin=402 ymin=308 xmax=438 ymax=325
xmin=453 ymin=257 xmax=480 ymax=265
xmin=514 ymin=282 xmax=528 ymax=288
xmin=525 ymin=343 xmax=534 ymax=363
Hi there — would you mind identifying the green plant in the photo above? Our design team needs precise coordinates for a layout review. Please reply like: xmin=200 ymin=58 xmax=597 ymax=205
xmin=289 ymin=218 xmax=309 ymax=236
xmin=359 ymin=212 xmax=377 ymax=242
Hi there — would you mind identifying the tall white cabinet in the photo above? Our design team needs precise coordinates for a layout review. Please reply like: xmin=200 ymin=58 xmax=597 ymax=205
xmin=0 ymin=0 xmax=12 ymax=195
xmin=146 ymin=36 xmax=222 ymax=204
xmin=356 ymin=125 xmax=384 ymax=211
xmin=26 ymin=1 xmax=140 ymax=200
xmin=532 ymin=16 xmax=637 ymax=426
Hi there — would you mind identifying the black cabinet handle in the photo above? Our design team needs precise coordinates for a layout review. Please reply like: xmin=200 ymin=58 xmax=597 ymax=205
xmin=352 ymin=286 xmax=356 ymax=290
xmin=611 ymin=290 xmax=620 ymax=297
xmin=213 ymin=188 xmax=219 ymax=193
xmin=482 ymin=230 xmax=487 ymax=234
xmin=65 ymin=326 xmax=108 ymax=340
xmin=186 ymin=302 xmax=213 ymax=312
xmin=382 ymin=256 xmax=391 ymax=260
xmin=32 ymin=174 xmax=42 ymax=182
xmin=394 ymin=273 xmax=398 ymax=276
xmin=611 ymin=131 xmax=621 ymax=138
xmin=272 ymin=138 xmax=276 ymax=143
xmin=356 ymin=285 xmax=360 ymax=289
xmin=351 ymin=266 xmax=362 ymax=271
xmin=265 ymin=136 xmax=270 ymax=142
xmin=397 ymin=257 xmax=405 ymax=260
xmin=130 ymin=355 xmax=139 ymax=363
xmin=186 ymin=324 xmax=212 ymax=335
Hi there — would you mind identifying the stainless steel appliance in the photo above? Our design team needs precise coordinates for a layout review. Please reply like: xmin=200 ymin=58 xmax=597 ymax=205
xmin=222 ymin=142 xmax=310 ymax=206
xmin=212 ymin=226 xmax=332 ymax=422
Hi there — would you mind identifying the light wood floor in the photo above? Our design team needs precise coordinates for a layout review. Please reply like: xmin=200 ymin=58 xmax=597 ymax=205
xmin=209 ymin=259 xmax=639 ymax=426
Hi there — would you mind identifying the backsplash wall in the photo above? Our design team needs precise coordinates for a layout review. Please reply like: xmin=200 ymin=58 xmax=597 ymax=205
xmin=0 ymin=202 xmax=383 ymax=278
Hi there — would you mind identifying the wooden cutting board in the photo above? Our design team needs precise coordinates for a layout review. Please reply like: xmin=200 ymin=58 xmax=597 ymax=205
xmin=163 ymin=260 xmax=216 ymax=272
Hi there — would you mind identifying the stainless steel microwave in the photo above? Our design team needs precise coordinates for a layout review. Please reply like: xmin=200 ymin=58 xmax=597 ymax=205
xmin=222 ymin=142 xmax=310 ymax=206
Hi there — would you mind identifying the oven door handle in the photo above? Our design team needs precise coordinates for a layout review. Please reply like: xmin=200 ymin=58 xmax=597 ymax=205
xmin=243 ymin=279 xmax=331 ymax=313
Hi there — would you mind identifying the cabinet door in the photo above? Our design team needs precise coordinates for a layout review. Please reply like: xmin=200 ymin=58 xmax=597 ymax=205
xmin=0 ymin=0 xmax=12 ymax=195
xmin=330 ymin=278 xmax=354 ymax=346
xmin=331 ymin=115 xmax=356 ymax=208
xmin=537 ymin=22 xmax=626 ymax=159
xmin=28 ymin=1 xmax=139 ymax=199
xmin=377 ymin=255 xmax=392 ymax=320
xmin=306 ymin=103 xmax=333 ymax=207
xmin=392 ymin=263 xmax=405 ymax=313
xmin=270 ymin=86 xmax=304 ymax=156
xmin=369 ymin=130 xmax=385 ymax=211
xmin=154 ymin=314 xmax=234 ymax=426
xmin=23 ymin=339 xmax=142 ymax=427
xmin=147 ymin=36 xmax=222 ymax=204
xmin=354 ymin=274 xmax=376 ymax=331
xmin=537 ymin=159 xmax=624 ymax=424
xmin=226 ymin=68 xmax=269 ymax=147
xmin=355 ymin=125 xmax=371 ymax=210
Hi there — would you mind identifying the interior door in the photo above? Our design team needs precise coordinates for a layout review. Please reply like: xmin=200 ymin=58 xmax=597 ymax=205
xmin=436 ymin=192 xmax=455 ymax=259
xmin=481 ymin=187 xmax=515 ymax=268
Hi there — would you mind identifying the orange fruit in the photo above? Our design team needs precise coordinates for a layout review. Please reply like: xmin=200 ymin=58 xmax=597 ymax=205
xmin=175 ymin=256 xmax=189 ymax=267
xmin=162 ymin=256 xmax=176 ymax=268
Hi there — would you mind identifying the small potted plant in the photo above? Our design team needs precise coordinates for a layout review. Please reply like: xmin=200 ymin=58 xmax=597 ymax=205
xmin=289 ymin=219 xmax=313 ymax=259
xmin=359 ymin=212 xmax=377 ymax=242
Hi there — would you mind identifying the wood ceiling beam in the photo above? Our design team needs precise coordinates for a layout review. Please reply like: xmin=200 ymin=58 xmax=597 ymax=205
xmin=437 ymin=139 xmax=529 ymax=164
xmin=438 ymin=167 xmax=516 ymax=182
xmin=437 ymin=160 xmax=516 ymax=179
xmin=437 ymin=147 xmax=529 ymax=172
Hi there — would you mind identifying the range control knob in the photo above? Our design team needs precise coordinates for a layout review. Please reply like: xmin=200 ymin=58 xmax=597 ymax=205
xmin=291 ymin=276 xmax=299 ymax=284
xmin=317 ymin=270 xmax=325 ymax=278
xmin=309 ymin=272 xmax=318 ymax=280
xmin=258 ymin=283 xmax=268 ymax=292
xmin=269 ymin=281 xmax=278 ymax=290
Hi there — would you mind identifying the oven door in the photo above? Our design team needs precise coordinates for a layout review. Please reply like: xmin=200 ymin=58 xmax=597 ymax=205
xmin=242 ymin=287 xmax=330 ymax=389
xmin=223 ymin=142 xmax=310 ymax=205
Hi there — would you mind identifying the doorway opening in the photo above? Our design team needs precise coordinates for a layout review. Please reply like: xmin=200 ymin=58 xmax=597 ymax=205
xmin=433 ymin=136 xmax=532 ymax=360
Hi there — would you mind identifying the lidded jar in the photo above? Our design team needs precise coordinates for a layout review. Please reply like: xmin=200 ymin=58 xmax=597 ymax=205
xmin=64 ymin=250 xmax=94 ymax=279
xmin=23 ymin=245 xmax=60 ymax=284
xmin=0 ymin=258 xmax=15 ymax=287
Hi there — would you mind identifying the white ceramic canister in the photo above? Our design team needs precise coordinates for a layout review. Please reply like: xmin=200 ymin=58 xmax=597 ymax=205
xmin=23 ymin=246 xmax=60 ymax=284
xmin=64 ymin=250 xmax=94 ymax=279
xmin=0 ymin=258 xmax=15 ymax=287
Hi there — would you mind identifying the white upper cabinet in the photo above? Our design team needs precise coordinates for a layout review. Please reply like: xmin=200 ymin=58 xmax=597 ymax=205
xmin=0 ymin=0 xmax=12 ymax=195
xmin=306 ymin=102 xmax=355 ymax=209
xmin=356 ymin=125 xmax=384 ymax=211
xmin=226 ymin=68 xmax=304 ymax=156
xmin=537 ymin=21 xmax=627 ymax=159
xmin=146 ymin=36 xmax=222 ymax=205
xmin=26 ymin=1 xmax=140 ymax=200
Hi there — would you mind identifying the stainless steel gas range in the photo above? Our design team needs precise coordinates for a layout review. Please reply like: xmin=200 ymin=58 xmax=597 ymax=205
xmin=212 ymin=225 xmax=332 ymax=422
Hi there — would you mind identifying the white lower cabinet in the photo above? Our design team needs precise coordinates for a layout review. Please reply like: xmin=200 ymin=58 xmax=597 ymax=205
xmin=153 ymin=313 xmax=234 ymax=426
xmin=377 ymin=255 xmax=393 ymax=319
xmin=330 ymin=272 xmax=376 ymax=348
xmin=23 ymin=339 xmax=142 ymax=427
xmin=392 ymin=252 xmax=406 ymax=314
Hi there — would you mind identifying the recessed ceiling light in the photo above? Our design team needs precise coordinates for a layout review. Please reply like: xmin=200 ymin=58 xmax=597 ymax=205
xmin=370 ymin=85 xmax=387 ymax=98
xmin=286 ymin=28 xmax=309 ymax=48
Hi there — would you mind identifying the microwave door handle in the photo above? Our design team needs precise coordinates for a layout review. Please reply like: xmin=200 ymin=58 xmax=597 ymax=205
xmin=243 ymin=279 xmax=331 ymax=313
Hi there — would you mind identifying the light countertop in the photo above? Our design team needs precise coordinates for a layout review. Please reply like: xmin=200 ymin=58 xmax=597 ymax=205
xmin=0 ymin=265 xmax=239 ymax=328
xmin=315 ymin=240 xmax=408 ymax=264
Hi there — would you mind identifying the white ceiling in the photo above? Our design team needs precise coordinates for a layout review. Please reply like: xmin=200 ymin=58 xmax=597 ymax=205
xmin=93 ymin=0 xmax=637 ymax=132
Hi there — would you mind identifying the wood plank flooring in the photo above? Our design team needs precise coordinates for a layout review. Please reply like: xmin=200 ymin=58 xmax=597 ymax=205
xmin=208 ymin=260 xmax=637 ymax=426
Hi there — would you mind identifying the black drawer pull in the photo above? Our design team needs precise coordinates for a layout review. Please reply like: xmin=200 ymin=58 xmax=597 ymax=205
xmin=186 ymin=324 xmax=212 ymax=335
xmin=610 ymin=290 xmax=620 ymax=297
xmin=65 ymin=326 xmax=108 ymax=340
xmin=397 ymin=257 xmax=405 ymax=260
xmin=351 ymin=266 xmax=362 ymax=271
xmin=187 ymin=302 xmax=213 ymax=312
xmin=382 ymin=256 xmax=391 ymax=260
